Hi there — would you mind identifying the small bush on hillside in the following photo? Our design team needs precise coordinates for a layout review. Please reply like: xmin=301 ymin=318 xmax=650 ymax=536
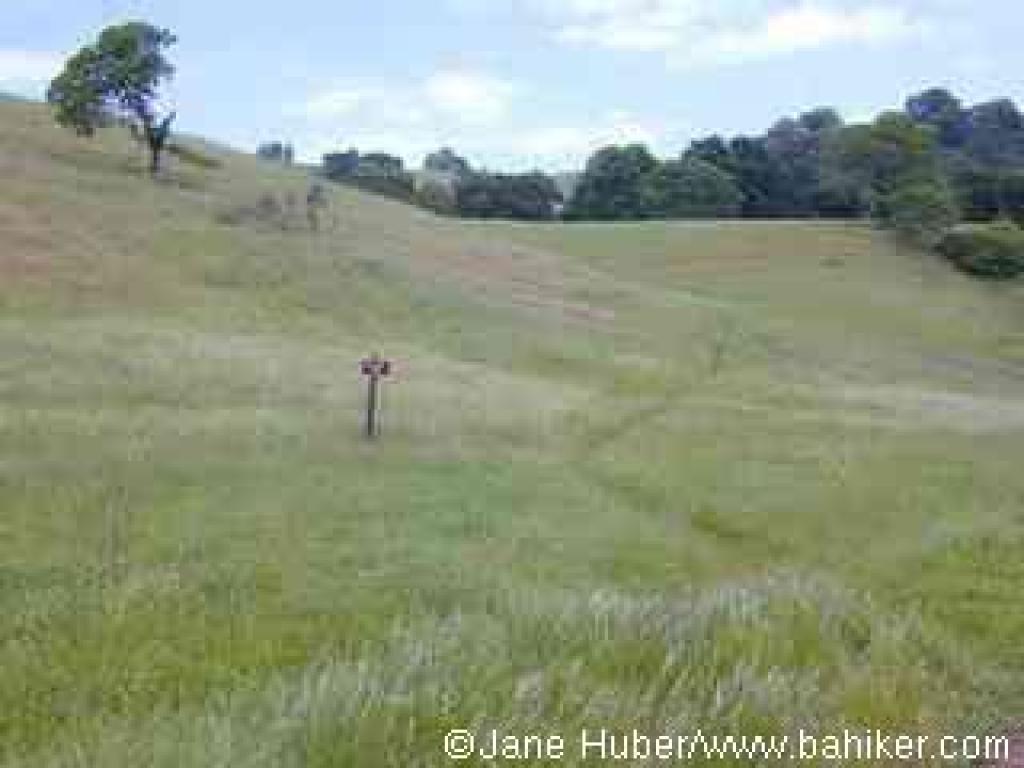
xmin=935 ymin=220 xmax=1024 ymax=279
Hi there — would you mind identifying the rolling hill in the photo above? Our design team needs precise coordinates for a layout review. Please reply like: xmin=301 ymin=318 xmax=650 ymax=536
xmin=2 ymin=99 xmax=1023 ymax=766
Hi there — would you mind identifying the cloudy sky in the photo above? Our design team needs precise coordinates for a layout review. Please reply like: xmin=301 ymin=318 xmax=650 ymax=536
xmin=2 ymin=0 xmax=1020 ymax=170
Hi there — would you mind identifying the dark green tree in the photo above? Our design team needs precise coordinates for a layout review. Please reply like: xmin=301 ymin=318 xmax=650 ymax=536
xmin=760 ymin=114 xmax=838 ymax=215
xmin=833 ymin=113 xmax=941 ymax=200
xmin=832 ymin=112 xmax=959 ymax=236
xmin=566 ymin=144 xmax=658 ymax=220
xmin=641 ymin=158 xmax=741 ymax=218
xmin=688 ymin=110 xmax=843 ymax=218
xmin=47 ymin=22 xmax=177 ymax=175
xmin=723 ymin=137 xmax=794 ymax=217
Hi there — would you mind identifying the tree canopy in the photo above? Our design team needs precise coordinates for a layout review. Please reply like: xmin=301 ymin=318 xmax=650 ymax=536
xmin=47 ymin=22 xmax=178 ymax=175
xmin=641 ymin=158 xmax=741 ymax=219
xmin=314 ymin=86 xmax=1024 ymax=265
xmin=564 ymin=144 xmax=659 ymax=220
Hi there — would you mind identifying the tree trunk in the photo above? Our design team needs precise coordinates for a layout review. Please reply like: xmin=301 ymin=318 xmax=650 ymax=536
xmin=148 ymin=141 xmax=162 ymax=175
xmin=139 ymin=111 xmax=175 ymax=178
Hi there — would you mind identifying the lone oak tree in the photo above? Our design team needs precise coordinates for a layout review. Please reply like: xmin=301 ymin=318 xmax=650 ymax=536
xmin=47 ymin=22 xmax=177 ymax=175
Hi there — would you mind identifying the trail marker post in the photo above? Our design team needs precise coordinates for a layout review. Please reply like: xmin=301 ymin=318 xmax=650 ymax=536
xmin=360 ymin=354 xmax=392 ymax=438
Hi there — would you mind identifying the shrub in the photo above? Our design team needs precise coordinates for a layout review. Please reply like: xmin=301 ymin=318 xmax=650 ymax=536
xmin=935 ymin=220 xmax=1024 ymax=279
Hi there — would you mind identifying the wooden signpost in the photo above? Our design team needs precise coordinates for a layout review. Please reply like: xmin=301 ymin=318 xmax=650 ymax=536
xmin=360 ymin=354 xmax=392 ymax=438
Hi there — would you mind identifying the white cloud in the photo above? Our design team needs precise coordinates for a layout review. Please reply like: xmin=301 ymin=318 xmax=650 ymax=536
xmin=501 ymin=110 xmax=675 ymax=169
xmin=295 ymin=88 xmax=368 ymax=119
xmin=293 ymin=69 xmax=516 ymax=125
xmin=0 ymin=49 xmax=63 ymax=85
xmin=289 ymin=68 xmax=524 ymax=163
xmin=553 ymin=0 xmax=704 ymax=52
xmin=290 ymin=100 xmax=674 ymax=171
xmin=289 ymin=64 xmax=689 ymax=170
xmin=535 ymin=1 xmax=921 ymax=65
xmin=686 ymin=4 xmax=918 ymax=64
xmin=423 ymin=70 xmax=516 ymax=124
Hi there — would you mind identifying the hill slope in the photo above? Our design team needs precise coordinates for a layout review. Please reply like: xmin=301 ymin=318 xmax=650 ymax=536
xmin=2 ymin=100 xmax=1023 ymax=765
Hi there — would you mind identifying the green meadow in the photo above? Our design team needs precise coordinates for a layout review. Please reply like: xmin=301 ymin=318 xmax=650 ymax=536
xmin=1 ymin=100 xmax=1023 ymax=765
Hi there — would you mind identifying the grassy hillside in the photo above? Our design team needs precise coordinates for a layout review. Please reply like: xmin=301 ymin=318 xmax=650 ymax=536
xmin=2 ymin=99 xmax=1023 ymax=766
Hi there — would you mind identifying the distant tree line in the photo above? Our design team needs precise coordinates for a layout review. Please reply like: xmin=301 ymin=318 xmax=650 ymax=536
xmin=320 ymin=146 xmax=564 ymax=220
xmin=568 ymin=91 xmax=1024 ymax=231
xmin=319 ymin=89 xmax=1023 ymax=230
xmin=318 ymin=88 xmax=1024 ymax=277
xmin=566 ymin=145 xmax=742 ymax=220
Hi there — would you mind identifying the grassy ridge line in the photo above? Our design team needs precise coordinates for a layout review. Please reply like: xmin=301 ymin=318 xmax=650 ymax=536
xmin=1 ymin=99 xmax=1023 ymax=765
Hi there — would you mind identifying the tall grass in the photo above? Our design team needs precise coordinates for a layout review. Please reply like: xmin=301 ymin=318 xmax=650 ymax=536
xmin=1 ymin=101 xmax=1022 ymax=765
